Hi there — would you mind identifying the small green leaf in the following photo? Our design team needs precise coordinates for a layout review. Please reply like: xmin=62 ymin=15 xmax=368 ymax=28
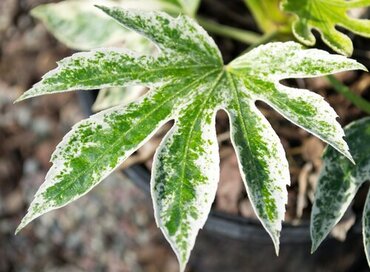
xmin=281 ymin=0 xmax=370 ymax=56
xmin=311 ymin=117 xmax=370 ymax=261
xmin=244 ymin=0 xmax=291 ymax=33
xmin=16 ymin=7 xmax=366 ymax=271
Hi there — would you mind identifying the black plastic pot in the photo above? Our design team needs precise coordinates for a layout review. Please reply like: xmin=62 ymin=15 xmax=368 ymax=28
xmin=78 ymin=90 xmax=368 ymax=272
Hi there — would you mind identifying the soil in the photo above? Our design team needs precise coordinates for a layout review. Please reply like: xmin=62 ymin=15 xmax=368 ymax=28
xmin=1 ymin=0 xmax=370 ymax=271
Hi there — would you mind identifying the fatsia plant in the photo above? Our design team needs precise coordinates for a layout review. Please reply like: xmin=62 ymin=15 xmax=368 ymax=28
xmin=311 ymin=117 xmax=370 ymax=266
xmin=281 ymin=0 xmax=370 ymax=56
xmin=16 ymin=6 xmax=366 ymax=271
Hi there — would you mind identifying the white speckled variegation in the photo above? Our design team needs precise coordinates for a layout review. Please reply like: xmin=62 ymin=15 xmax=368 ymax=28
xmin=151 ymin=73 xmax=222 ymax=270
xmin=16 ymin=7 xmax=366 ymax=272
xmin=229 ymin=42 xmax=366 ymax=162
xmin=311 ymin=117 xmax=370 ymax=268
xmin=224 ymin=73 xmax=290 ymax=255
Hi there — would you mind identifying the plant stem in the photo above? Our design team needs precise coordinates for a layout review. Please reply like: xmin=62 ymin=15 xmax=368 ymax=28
xmin=327 ymin=75 xmax=370 ymax=115
xmin=197 ymin=16 xmax=261 ymax=45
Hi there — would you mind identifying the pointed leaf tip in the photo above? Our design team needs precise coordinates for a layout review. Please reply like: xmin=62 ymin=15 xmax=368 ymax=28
xmin=273 ymin=235 xmax=280 ymax=256
xmin=311 ymin=239 xmax=321 ymax=254
xmin=94 ymin=4 xmax=106 ymax=12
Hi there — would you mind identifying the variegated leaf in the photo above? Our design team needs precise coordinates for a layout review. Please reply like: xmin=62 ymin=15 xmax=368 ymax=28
xmin=17 ymin=8 xmax=221 ymax=102
xmin=16 ymin=78 xmax=198 ymax=233
xmin=152 ymin=72 xmax=222 ymax=269
xmin=228 ymin=42 xmax=366 ymax=162
xmin=225 ymin=73 xmax=289 ymax=254
xmin=15 ymin=49 xmax=211 ymax=102
xmin=100 ymin=6 xmax=222 ymax=64
xmin=16 ymin=7 xmax=366 ymax=272
xmin=281 ymin=0 xmax=370 ymax=56
xmin=311 ymin=117 xmax=370 ymax=267
xmin=364 ymin=189 xmax=370 ymax=266
xmin=31 ymin=0 xmax=180 ymax=51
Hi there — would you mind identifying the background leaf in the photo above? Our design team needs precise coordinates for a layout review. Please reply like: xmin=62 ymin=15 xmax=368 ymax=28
xmin=281 ymin=0 xmax=370 ymax=56
xmin=311 ymin=117 xmax=370 ymax=267
xmin=31 ymin=0 xmax=180 ymax=51
xmin=167 ymin=0 xmax=200 ymax=17
xmin=92 ymin=86 xmax=147 ymax=111
xmin=31 ymin=0 xmax=181 ymax=109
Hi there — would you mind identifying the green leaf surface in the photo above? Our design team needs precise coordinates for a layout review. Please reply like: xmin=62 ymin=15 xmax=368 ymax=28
xmin=364 ymin=189 xmax=370 ymax=266
xmin=17 ymin=7 xmax=366 ymax=271
xmin=228 ymin=42 xmax=365 ymax=161
xmin=281 ymin=0 xmax=370 ymax=56
xmin=311 ymin=117 xmax=370 ymax=266
xmin=244 ymin=0 xmax=291 ymax=33
xmin=16 ymin=49 xmax=211 ymax=102
xmin=225 ymin=73 xmax=290 ymax=254
xmin=152 ymin=71 xmax=222 ymax=268
xmin=99 ymin=6 xmax=222 ymax=63
xmin=16 ymin=78 xmax=196 ymax=233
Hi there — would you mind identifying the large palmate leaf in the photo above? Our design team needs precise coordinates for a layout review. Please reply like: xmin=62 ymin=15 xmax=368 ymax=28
xmin=16 ymin=7 xmax=365 ymax=271
xmin=311 ymin=117 xmax=370 ymax=266
xmin=281 ymin=0 xmax=370 ymax=56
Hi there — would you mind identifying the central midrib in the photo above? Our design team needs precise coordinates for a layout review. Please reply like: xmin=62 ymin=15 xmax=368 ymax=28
xmin=171 ymin=71 xmax=225 ymax=243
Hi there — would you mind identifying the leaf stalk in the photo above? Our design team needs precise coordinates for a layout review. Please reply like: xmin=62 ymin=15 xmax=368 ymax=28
xmin=327 ymin=75 xmax=370 ymax=115
xmin=197 ymin=16 xmax=261 ymax=45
